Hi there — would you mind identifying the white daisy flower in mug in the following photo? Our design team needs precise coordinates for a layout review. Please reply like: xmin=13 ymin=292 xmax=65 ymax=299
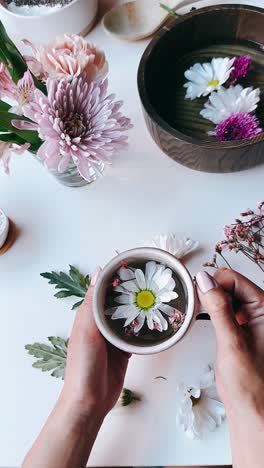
xmin=151 ymin=233 xmax=199 ymax=259
xmin=106 ymin=261 xmax=180 ymax=333
xmin=176 ymin=366 xmax=226 ymax=439
xmin=184 ymin=57 xmax=235 ymax=100
xmin=200 ymin=84 xmax=261 ymax=124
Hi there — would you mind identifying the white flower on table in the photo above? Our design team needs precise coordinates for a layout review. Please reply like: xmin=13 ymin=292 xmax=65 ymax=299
xmin=106 ymin=261 xmax=179 ymax=333
xmin=200 ymin=84 xmax=261 ymax=124
xmin=184 ymin=57 xmax=235 ymax=100
xmin=151 ymin=233 xmax=199 ymax=259
xmin=176 ymin=366 xmax=225 ymax=439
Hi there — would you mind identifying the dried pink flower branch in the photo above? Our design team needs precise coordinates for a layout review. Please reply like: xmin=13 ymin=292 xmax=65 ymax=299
xmin=204 ymin=201 xmax=264 ymax=273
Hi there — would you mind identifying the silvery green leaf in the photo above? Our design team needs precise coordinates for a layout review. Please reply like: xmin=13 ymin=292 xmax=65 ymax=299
xmin=40 ymin=265 xmax=90 ymax=308
xmin=25 ymin=337 xmax=68 ymax=380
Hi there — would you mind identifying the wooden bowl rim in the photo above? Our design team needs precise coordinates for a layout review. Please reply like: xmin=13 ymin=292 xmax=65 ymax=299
xmin=137 ymin=3 xmax=264 ymax=149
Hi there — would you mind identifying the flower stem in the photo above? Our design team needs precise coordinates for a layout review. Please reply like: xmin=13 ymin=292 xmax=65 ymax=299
xmin=220 ymin=253 xmax=232 ymax=269
xmin=160 ymin=3 xmax=178 ymax=17
xmin=132 ymin=396 xmax=141 ymax=402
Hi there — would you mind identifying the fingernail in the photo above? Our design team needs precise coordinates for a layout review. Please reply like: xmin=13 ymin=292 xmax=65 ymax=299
xmin=91 ymin=266 xmax=102 ymax=286
xmin=196 ymin=271 xmax=218 ymax=294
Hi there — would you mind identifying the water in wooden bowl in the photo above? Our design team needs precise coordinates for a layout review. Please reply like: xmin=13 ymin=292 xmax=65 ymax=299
xmin=138 ymin=5 xmax=264 ymax=173
xmin=159 ymin=42 xmax=264 ymax=141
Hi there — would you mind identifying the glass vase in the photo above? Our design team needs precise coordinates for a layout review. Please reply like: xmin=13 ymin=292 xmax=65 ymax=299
xmin=32 ymin=152 xmax=104 ymax=188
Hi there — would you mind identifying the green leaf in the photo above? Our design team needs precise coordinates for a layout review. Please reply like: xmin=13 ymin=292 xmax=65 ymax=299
xmin=0 ymin=132 xmax=40 ymax=154
xmin=0 ymin=111 xmax=42 ymax=148
xmin=40 ymin=265 xmax=90 ymax=304
xmin=0 ymin=132 xmax=26 ymax=145
xmin=25 ymin=337 xmax=68 ymax=380
xmin=0 ymin=21 xmax=46 ymax=93
xmin=48 ymin=336 xmax=68 ymax=353
xmin=160 ymin=3 xmax=178 ymax=16
xmin=69 ymin=265 xmax=91 ymax=290
xmin=54 ymin=290 xmax=75 ymax=299
xmin=0 ymin=22 xmax=27 ymax=82
xmin=52 ymin=366 xmax=66 ymax=379
xmin=72 ymin=299 xmax=84 ymax=310
xmin=0 ymin=100 xmax=11 ymax=112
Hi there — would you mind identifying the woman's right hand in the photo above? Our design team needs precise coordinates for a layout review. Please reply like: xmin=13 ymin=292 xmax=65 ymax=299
xmin=196 ymin=268 xmax=264 ymax=468
xmin=196 ymin=268 xmax=264 ymax=416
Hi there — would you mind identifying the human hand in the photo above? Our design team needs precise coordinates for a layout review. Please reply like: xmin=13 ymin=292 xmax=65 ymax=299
xmin=196 ymin=268 xmax=264 ymax=417
xmin=22 ymin=267 xmax=131 ymax=468
xmin=60 ymin=267 xmax=131 ymax=422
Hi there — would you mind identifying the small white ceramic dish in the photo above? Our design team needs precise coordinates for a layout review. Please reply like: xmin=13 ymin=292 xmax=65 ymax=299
xmin=93 ymin=247 xmax=196 ymax=355
xmin=102 ymin=0 xmax=199 ymax=42
xmin=0 ymin=0 xmax=98 ymax=45
xmin=0 ymin=209 xmax=9 ymax=249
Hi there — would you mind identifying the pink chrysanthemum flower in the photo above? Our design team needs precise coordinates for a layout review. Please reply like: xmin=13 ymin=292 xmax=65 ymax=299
xmin=0 ymin=141 xmax=30 ymax=174
xmin=215 ymin=112 xmax=262 ymax=142
xmin=229 ymin=55 xmax=251 ymax=84
xmin=12 ymin=74 xmax=132 ymax=181
xmin=0 ymin=62 xmax=15 ymax=99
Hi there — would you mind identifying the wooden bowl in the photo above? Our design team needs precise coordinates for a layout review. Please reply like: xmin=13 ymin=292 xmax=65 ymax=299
xmin=138 ymin=4 xmax=264 ymax=173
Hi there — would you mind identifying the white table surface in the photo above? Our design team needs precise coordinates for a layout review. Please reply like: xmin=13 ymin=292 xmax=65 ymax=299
xmin=0 ymin=0 xmax=264 ymax=466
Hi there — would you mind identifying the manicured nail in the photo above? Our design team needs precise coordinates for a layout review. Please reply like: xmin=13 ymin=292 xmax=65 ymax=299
xmin=196 ymin=271 xmax=218 ymax=294
xmin=91 ymin=266 xmax=102 ymax=286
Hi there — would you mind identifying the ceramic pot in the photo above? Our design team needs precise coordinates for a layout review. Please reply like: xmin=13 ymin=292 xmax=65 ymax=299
xmin=93 ymin=247 xmax=196 ymax=355
xmin=0 ymin=0 xmax=98 ymax=44
xmin=0 ymin=209 xmax=9 ymax=248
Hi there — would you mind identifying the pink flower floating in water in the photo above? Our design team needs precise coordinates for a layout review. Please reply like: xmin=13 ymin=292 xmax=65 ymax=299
xmin=168 ymin=310 xmax=185 ymax=331
xmin=228 ymin=55 xmax=251 ymax=84
xmin=112 ymin=278 xmax=120 ymax=287
xmin=0 ymin=141 xmax=30 ymax=174
xmin=0 ymin=62 xmax=15 ymax=99
xmin=12 ymin=74 xmax=132 ymax=181
xmin=214 ymin=112 xmax=262 ymax=142
xmin=24 ymin=34 xmax=108 ymax=81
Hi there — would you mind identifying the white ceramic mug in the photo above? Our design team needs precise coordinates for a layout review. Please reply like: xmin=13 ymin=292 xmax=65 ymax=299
xmin=93 ymin=247 xmax=196 ymax=355
xmin=0 ymin=0 xmax=98 ymax=45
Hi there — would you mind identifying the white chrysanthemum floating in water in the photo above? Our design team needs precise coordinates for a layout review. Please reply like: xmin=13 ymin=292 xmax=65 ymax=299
xmin=106 ymin=261 xmax=181 ymax=333
xmin=176 ymin=366 xmax=226 ymax=439
xmin=151 ymin=234 xmax=199 ymax=259
xmin=200 ymin=84 xmax=261 ymax=124
xmin=184 ymin=57 xmax=235 ymax=100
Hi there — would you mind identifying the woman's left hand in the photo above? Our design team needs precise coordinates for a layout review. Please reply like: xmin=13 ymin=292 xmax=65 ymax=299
xmin=22 ymin=267 xmax=131 ymax=468
xmin=61 ymin=267 xmax=131 ymax=421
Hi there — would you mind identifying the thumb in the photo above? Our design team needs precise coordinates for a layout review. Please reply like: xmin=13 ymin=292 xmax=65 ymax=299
xmin=73 ymin=266 xmax=102 ymax=331
xmin=83 ymin=266 xmax=102 ymax=305
xmin=196 ymin=271 xmax=240 ymax=347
